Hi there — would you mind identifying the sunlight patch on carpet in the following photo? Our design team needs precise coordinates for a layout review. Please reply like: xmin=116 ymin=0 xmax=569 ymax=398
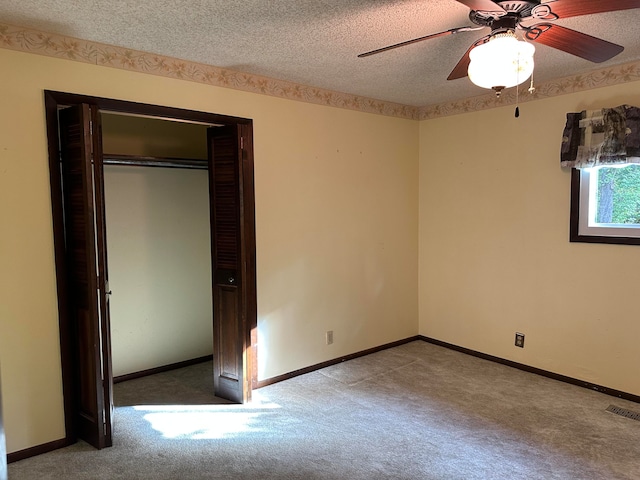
xmin=140 ymin=409 xmax=262 ymax=439
xmin=133 ymin=394 xmax=281 ymax=439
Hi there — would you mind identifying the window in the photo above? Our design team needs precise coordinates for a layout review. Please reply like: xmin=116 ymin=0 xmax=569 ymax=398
xmin=571 ymin=165 xmax=640 ymax=245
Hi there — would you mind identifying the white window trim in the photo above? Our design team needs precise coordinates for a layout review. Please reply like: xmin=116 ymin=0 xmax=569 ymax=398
xmin=577 ymin=167 xmax=640 ymax=239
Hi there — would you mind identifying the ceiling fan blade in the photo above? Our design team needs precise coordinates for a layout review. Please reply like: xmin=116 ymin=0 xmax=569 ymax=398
xmin=526 ymin=23 xmax=624 ymax=63
xmin=358 ymin=27 xmax=481 ymax=58
xmin=544 ymin=0 xmax=640 ymax=19
xmin=455 ymin=0 xmax=505 ymax=12
xmin=447 ymin=35 xmax=490 ymax=80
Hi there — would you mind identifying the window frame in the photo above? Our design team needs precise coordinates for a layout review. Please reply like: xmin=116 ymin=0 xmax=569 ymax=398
xmin=570 ymin=167 xmax=640 ymax=245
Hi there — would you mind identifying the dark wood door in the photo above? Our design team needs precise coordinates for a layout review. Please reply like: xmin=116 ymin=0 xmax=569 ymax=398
xmin=208 ymin=125 xmax=255 ymax=403
xmin=59 ymin=104 xmax=113 ymax=448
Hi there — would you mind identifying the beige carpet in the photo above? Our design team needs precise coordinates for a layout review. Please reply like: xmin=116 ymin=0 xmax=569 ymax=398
xmin=8 ymin=341 xmax=640 ymax=479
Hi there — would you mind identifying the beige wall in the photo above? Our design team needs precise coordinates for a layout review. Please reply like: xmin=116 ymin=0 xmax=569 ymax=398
xmin=101 ymin=113 xmax=209 ymax=159
xmin=0 ymin=48 xmax=418 ymax=453
xmin=419 ymin=81 xmax=640 ymax=397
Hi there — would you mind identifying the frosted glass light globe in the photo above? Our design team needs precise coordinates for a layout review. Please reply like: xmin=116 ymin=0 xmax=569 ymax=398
xmin=468 ymin=33 xmax=535 ymax=91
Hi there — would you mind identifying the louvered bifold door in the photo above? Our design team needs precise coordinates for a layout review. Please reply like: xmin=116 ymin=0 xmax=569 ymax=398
xmin=59 ymin=104 xmax=113 ymax=449
xmin=208 ymin=125 xmax=249 ymax=403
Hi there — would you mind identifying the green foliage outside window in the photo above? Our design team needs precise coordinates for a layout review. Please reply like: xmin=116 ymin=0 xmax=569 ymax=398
xmin=596 ymin=165 xmax=640 ymax=224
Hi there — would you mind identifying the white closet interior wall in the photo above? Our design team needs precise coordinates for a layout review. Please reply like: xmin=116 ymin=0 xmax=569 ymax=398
xmin=101 ymin=113 xmax=213 ymax=377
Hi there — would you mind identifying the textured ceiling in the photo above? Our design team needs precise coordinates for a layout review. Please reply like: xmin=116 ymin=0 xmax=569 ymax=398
xmin=1 ymin=0 xmax=640 ymax=107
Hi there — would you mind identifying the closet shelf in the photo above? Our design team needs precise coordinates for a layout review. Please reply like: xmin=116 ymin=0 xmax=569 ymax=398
xmin=103 ymin=153 xmax=208 ymax=170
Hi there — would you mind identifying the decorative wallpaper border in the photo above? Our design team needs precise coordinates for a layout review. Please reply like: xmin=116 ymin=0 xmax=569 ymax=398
xmin=0 ymin=22 xmax=418 ymax=120
xmin=418 ymin=62 xmax=640 ymax=120
xmin=1 ymin=22 xmax=639 ymax=121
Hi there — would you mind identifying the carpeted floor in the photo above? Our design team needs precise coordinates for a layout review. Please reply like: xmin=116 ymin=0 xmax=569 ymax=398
xmin=8 ymin=341 xmax=640 ymax=479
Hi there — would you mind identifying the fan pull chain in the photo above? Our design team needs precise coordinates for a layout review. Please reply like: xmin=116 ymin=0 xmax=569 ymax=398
xmin=515 ymin=54 xmax=521 ymax=118
xmin=515 ymin=74 xmax=535 ymax=118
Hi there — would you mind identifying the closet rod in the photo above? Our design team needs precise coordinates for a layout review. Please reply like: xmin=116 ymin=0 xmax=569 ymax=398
xmin=103 ymin=153 xmax=208 ymax=170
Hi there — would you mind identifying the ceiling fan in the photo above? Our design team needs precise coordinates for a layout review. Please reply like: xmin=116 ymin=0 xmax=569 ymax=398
xmin=359 ymin=0 xmax=640 ymax=93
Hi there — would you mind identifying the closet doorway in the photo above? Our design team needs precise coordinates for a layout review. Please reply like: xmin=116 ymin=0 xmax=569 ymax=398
xmin=44 ymin=91 xmax=257 ymax=450
xmin=101 ymin=112 xmax=213 ymax=390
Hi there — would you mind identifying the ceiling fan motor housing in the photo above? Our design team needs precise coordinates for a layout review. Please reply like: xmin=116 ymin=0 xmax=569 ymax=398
xmin=469 ymin=1 xmax=541 ymax=27
xmin=487 ymin=14 xmax=519 ymax=35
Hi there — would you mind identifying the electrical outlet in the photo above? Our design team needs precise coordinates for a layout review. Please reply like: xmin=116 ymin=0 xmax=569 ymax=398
xmin=326 ymin=330 xmax=334 ymax=345
xmin=515 ymin=332 xmax=525 ymax=348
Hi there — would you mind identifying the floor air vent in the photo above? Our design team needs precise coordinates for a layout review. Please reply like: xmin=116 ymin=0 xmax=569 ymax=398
xmin=606 ymin=405 xmax=640 ymax=421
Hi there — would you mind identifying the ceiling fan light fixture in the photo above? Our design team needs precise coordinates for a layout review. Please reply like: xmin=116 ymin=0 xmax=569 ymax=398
xmin=467 ymin=31 xmax=535 ymax=92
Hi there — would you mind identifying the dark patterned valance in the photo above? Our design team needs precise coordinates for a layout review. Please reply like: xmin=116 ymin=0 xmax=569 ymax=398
xmin=560 ymin=105 xmax=640 ymax=169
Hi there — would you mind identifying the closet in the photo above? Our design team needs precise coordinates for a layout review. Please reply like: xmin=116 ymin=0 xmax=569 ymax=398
xmin=44 ymin=90 xmax=257 ymax=451
xmin=100 ymin=113 xmax=213 ymax=379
